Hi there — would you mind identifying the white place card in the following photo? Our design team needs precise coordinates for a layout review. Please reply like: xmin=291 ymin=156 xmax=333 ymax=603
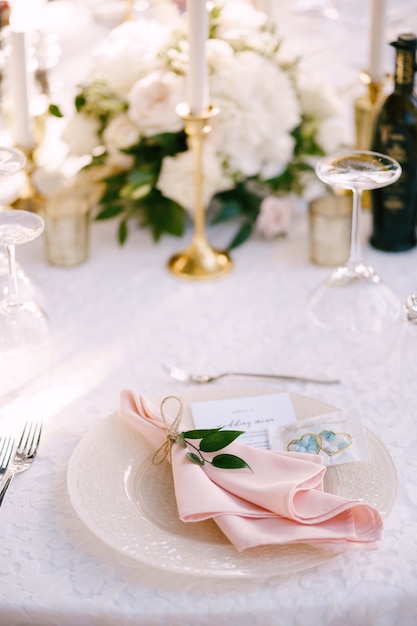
xmin=190 ymin=393 xmax=297 ymax=449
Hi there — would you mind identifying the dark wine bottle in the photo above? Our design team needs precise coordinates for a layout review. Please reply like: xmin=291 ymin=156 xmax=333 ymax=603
xmin=370 ymin=33 xmax=417 ymax=252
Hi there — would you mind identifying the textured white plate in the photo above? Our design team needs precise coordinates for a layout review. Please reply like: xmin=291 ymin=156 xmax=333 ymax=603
xmin=67 ymin=386 xmax=397 ymax=579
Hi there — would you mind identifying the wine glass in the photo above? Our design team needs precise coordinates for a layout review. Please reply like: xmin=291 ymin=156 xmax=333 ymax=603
xmin=0 ymin=209 xmax=50 ymax=411
xmin=400 ymin=291 xmax=417 ymax=408
xmin=307 ymin=150 xmax=402 ymax=369
xmin=0 ymin=147 xmax=26 ymax=175
xmin=0 ymin=147 xmax=40 ymax=301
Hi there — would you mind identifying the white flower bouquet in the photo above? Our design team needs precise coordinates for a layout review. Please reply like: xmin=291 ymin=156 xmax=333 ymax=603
xmin=55 ymin=0 xmax=343 ymax=248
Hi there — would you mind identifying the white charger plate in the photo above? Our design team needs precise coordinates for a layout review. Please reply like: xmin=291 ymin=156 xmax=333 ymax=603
xmin=67 ymin=386 xmax=397 ymax=579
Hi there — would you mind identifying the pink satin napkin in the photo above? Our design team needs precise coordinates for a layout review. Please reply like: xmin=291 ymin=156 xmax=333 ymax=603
xmin=119 ymin=390 xmax=383 ymax=554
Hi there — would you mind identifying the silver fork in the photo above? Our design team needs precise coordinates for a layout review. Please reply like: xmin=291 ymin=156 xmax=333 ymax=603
xmin=166 ymin=365 xmax=340 ymax=385
xmin=0 ymin=436 xmax=15 ymax=481
xmin=0 ymin=421 xmax=43 ymax=507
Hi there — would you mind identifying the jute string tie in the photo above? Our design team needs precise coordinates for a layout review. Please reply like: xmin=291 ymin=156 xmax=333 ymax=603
xmin=152 ymin=395 xmax=183 ymax=465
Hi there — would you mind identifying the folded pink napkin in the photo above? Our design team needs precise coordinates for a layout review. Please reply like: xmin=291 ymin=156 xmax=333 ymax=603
xmin=119 ymin=390 xmax=383 ymax=553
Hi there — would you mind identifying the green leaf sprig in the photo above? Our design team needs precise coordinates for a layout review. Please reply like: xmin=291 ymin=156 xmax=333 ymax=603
xmin=177 ymin=428 xmax=252 ymax=471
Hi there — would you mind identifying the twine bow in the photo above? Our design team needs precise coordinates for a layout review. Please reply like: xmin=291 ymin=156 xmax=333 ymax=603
xmin=152 ymin=395 xmax=183 ymax=465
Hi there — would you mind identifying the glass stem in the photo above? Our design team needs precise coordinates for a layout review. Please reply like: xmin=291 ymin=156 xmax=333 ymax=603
xmin=347 ymin=188 xmax=362 ymax=269
xmin=5 ymin=244 xmax=19 ymax=304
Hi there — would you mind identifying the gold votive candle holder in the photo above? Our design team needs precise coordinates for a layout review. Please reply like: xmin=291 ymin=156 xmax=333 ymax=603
xmin=309 ymin=193 xmax=353 ymax=266
xmin=354 ymin=74 xmax=384 ymax=151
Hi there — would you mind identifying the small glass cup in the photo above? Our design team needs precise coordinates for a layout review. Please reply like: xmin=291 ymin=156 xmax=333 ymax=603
xmin=41 ymin=183 xmax=90 ymax=267
xmin=309 ymin=192 xmax=352 ymax=266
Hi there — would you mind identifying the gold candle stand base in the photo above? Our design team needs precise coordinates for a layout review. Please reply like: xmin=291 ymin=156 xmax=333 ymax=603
xmin=168 ymin=237 xmax=232 ymax=280
xmin=167 ymin=104 xmax=232 ymax=281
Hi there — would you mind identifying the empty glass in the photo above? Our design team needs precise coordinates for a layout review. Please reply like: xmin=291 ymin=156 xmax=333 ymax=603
xmin=307 ymin=150 xmax=402 ymax=368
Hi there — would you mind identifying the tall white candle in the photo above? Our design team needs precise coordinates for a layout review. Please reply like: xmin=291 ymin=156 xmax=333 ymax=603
xmin=369 ymin=0 xmax=387 ymax=83
xmin=9 ymin=29 xmax=34 ymax=148
xmin=186 ymin=0 xmax=209 ymax=115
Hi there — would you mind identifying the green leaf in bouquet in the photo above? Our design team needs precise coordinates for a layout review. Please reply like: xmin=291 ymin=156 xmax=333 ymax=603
xmin=227 ymin=221 xmax=254 ymax=250
xmin=211 ymin=454 xmax=252 ymax=471
xmin=199 ymin=430 xmax=245 ymax=452
xmin=95 ymin=204 xmax=125 ymax=220
xmin=210 ymin=197 xmax=244 ymax=224
xmin=121 ymin=182 xmax=152 ymax=201
xmin=120 ymin=171 xmax=154 ymax=201
xmin=75 ymin=93 xmax=86 ymax=112
xmin=99 ymin=185 xmax=125 ymax=205
xmin=102 ymin=170 xmax=130 ymax=185
xmin=211 ymin=182 xmax=262 ymax=248
xmin=140 ymin=191 xmax=186 ymax=240
xmin=148 ymin=131 xmax=188 ymax=156
xmin=128 ymin=170 xmax=156 ymax=185
xmin=49 ymin=104 xmax=63 ymax=118
xmin=118 ymin=219 xmax=128 ymax=245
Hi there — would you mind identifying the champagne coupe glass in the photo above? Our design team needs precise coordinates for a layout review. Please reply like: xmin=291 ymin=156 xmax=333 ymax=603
xmin=0 ymin=208 xmax=50 ymax=409
xmin=307 ymin=150 xmax=402 ymax=368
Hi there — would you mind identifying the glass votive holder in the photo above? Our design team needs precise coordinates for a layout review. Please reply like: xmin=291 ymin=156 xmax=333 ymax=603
xmin=309 ymin=193 xmax=352 ymax=266
xmin=41 ymin=184 xmax=90 ymax=267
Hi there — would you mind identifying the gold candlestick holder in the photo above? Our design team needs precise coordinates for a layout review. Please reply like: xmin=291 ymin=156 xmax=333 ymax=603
xmin=11 ymin=144 xmax=44 ymax=213
xmin=354 ymin=71 xmax=385 ymax=151
xmin=124 ymin=0 xmax=134 ymax=21
xmin=168 ymin=103 xmax=232 ymax=281
xmin=354 ymin=72 xmax=387 ymax=209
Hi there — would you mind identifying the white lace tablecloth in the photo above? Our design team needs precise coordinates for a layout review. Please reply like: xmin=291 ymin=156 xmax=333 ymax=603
xmin=0 ymin=208 xmax=416 ymax=626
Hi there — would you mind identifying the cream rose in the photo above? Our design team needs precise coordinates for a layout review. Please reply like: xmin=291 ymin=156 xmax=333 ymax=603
xmin=127 ymin=70 xmax=185 ymax=136
xmin=102 ymin=113 xmax=140 ymax=169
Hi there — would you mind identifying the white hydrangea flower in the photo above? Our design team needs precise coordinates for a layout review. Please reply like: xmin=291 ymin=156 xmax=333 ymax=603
xmin=157 ymin=145 xmax=234 ymax=213
xmin=206 ymin=38 xmax=235 ymax=70
xmin=316 ymin=117 xmax=348 ymax=154
xmin=89 ymin=19 xmax=176 ymax=95
xmin=209 ymin=49 xmax=300 ymax=178
xmin=61 ymin=113 xmax=101 ymax=157
xmin=299 ymin=82 xmax=342 ymax=121
xmin=212 ymin=1 xmax=267 ymax=43
xmin=127 ymin=70 xmax=185 ymax=136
